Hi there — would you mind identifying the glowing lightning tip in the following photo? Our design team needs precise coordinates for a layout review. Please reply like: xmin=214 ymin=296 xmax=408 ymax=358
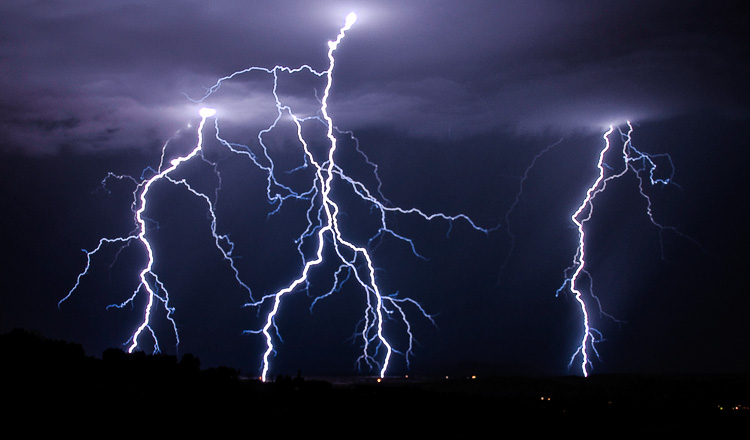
xmin=199 ymin=107 xmax=216 ymax=118
xmin=345 ymin=12 xmax=357 ymax=27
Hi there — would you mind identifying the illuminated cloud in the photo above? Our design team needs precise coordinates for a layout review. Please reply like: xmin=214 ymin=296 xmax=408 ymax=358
xmin=0 ymin=1 xmax=744 ymax=153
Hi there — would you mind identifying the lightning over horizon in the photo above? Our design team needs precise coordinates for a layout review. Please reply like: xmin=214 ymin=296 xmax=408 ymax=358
xmin=0 ymin=0 xmax=743 ymax=390
xmin=557 ymin=121 xmax=693 ymax=377
xmin=58 ymin=12 xmax=494 ymax=381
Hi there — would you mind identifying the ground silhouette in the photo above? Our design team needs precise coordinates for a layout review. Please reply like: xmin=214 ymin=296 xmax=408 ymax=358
xmin=2 ymin=329 xmax=747 ymax=434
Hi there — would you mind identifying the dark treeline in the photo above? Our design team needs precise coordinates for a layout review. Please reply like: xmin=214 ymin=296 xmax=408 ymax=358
xmin=2 ymin=329 xmax=255 ymax=410
xmin=2 ymin=328 xmax=748 ymax=433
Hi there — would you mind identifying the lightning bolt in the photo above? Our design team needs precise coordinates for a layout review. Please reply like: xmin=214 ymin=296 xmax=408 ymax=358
xmin=558 ymin=121 xmax=690 ymax=377
xmin=60 ymin=12 xmax=492 ymax=381
xmin=59 ymin=107 xmax=226 ymax=356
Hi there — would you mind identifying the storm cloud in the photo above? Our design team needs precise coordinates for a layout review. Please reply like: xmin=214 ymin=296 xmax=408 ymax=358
xmin=1 ymin=1 xmax=746 ymax=153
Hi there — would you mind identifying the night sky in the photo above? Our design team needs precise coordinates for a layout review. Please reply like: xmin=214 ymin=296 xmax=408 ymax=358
xmin=1 ymin=1 xmax=748 ymax=379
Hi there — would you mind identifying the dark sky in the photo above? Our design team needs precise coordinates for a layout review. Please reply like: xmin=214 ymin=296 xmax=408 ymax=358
xmin=1 ymin=0 xmax=748 ymax=378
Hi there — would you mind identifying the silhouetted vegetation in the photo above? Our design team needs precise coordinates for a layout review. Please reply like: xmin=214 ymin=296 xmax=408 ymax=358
xmin=2 ymin=329 xmax=748 ymax=433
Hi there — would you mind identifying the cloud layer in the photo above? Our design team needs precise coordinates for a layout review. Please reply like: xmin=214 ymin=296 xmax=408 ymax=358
xmin=1 ymin=1 xmax=746 ymax=153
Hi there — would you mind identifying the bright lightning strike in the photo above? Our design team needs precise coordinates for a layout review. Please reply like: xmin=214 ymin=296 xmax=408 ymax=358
xmin=557 ymin=121 xmax=689 ymax=377
xmin=59 ymin=106 xmax=220 ymax=355
xmin=60 ymin=12 xmax=492 ymax=381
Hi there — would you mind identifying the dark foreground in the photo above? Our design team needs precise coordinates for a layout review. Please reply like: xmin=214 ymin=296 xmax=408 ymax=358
xmin=3 ymin=329 xmax=748 ymax=434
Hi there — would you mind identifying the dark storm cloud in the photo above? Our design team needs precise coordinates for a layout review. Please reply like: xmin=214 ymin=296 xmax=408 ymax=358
xmin=331 ymin=0 xmax=748 ymax=135
xmin=0 ymin=0 xmax=342 ymax=153
xmin=1 ymin=0 xmax=746 ymax=153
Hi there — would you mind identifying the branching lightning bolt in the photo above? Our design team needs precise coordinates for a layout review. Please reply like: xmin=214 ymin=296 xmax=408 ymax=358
xmin=557 ymin=121 xmax=692 ymax=377
xmin=60 ymin=12 xmax=492 ymax=381
xmin=59 ymin=107 xmax=223 ymax=355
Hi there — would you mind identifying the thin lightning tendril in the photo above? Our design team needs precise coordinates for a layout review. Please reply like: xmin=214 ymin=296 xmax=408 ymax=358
xmin=497 ymin=137 xmax=564 ymax=280
xmin=60 ymin=12 xmax=492 ymax=381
